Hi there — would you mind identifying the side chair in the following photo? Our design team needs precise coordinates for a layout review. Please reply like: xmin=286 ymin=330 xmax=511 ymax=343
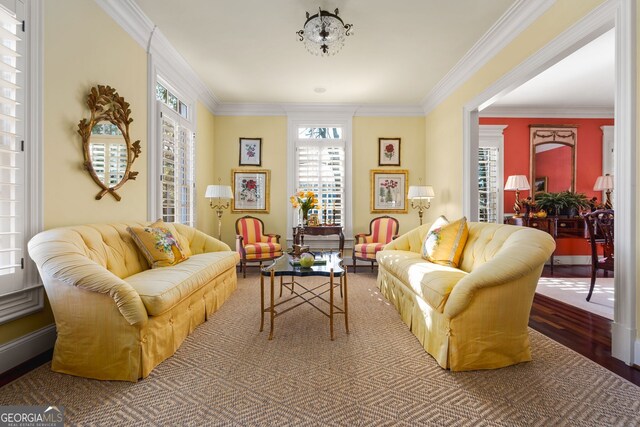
xmin=235 ymin=216 xmax=283 ymax=278
xmin=582 ymin=209 xmax=614 ymax=301
xmin=352 ymin=216 xmax=399 ymax=273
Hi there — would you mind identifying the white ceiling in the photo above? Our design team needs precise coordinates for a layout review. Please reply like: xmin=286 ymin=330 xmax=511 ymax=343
xmin=133 ymin=0 xmax=515 ymax=105
xmin=483 ymin=29 xmax=615 ymax=114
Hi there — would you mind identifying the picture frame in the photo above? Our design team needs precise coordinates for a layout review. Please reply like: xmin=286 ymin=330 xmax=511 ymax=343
xmin=307 ymin=213 xmax=320 ymax=226
xmin=231 ymin=168 xmax=270 ymax=213
xmin=378 ymin=138 xmax=401 ymax=166
xmin=370 ymin=169 xmax=408 ymax=213
xmin=535 ymin=176 xmax=548 ymax=193
xmin=239 ymin=137 xmax=262 ymax=166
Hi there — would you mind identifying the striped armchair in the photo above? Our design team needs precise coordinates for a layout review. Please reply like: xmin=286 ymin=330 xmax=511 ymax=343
xmin=353 ymin=216 xmax=399 ymax=272
xmin=235 ymin=216 xmax=283 ymax=278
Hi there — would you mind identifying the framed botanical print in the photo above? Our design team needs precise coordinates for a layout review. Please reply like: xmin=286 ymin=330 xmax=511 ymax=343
xmin=370 ymin=169 xmax=408 ymax=213
xmin=231 ymin=168 xmax=270 ymax=213
xmin=378 ymin=138 xmax=401 ymax=166
xmin=239 ymin=137 xmax=262 ymax=166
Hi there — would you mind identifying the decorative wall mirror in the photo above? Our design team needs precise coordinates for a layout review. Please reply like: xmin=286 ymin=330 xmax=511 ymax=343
xmin=530 ymin=125 xmax=577 ymax=193
xmin=77 ymin=85 xmax=141 ymax=200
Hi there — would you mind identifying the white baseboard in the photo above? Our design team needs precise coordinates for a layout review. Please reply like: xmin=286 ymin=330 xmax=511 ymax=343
xmin=548 ymin=255 xmax=591 ymax=266
xmin=634 ymin=338 xmax=640 ymax=367
xmin=0 ymin=324 xmax=56 ymax=374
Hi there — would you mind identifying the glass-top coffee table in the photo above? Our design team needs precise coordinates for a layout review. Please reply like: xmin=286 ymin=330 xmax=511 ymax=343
xmin=260 ymin=252 xmax=349 ymax=340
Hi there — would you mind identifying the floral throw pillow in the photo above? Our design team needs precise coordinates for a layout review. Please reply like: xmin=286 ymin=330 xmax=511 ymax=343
xmin=128 ymin=226 xmax=186 ymax=269
xmin=422 ymin=217 xmax=469 ymax=268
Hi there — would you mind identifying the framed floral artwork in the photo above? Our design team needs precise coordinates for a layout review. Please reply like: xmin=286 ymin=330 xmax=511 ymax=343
xmin=378 ymin=138 xmax=401 ymax=166
xmin=370 ymin=169 xmax=408 ymax=213
xmin=231 ymin=168 xmax=270 ymax=213
xmin=239 ymin=137 xmax=262 ymax=166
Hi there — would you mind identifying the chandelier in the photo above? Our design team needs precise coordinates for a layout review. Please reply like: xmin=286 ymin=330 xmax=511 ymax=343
xmin=296 ymin=7 xmax=353 ymax=57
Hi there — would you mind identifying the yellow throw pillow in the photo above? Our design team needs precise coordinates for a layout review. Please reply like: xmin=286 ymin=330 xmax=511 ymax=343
xmin=151 ymin=219 xmax=192 ymax=258
xmin=422 ymin=217 xmax=469 ymax=268
xmin=128 ymin=225 xmax=184 ymax=268
xmin=421 ymin=215 xmax=449 ymax=259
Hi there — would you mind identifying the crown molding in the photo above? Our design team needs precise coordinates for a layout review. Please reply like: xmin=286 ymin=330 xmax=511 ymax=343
xmin=94 ymin=0 xmax=219 ymax=113
xmin=215 ymin=103 xmax=424 ymax=117
xmin=480 ymin=106 xmax=614 ymax=118
xmin=421 ymin=0 xmax=556 ymax=114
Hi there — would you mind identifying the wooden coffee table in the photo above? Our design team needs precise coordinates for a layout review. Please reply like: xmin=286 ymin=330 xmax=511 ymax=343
xmin=260 ymin=252 xmax=348 ymax=340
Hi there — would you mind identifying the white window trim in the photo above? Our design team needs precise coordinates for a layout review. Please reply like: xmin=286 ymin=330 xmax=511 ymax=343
xmin=147 ymin=56 xmax=197 ymax=222
xmin=287 ymin=113 xmax=353 ymax=248
xmin=479 ymin=125 xmax=506 ymax=224
xmin=0 ymin=0 xmax=44 ymax=324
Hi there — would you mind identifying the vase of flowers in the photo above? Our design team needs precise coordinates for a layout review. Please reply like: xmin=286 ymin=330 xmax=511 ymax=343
xmin=290 ymin=191 xmax=318 ymax=226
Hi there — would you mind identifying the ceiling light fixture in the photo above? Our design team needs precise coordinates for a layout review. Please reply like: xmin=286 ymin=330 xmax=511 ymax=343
xmin=297 ymin=7 xmax=353 ymax=57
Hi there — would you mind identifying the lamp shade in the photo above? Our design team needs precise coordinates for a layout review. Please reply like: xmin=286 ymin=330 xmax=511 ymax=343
xmin=205 ymin=185 xmax=233 ymax=199
xmin=593 ymin=174 xmax=614 ymax=191
xmin=504 ymin=175 xmax=531 ymax=191
xmin=408 ymin=185 xmax=435 ymax=199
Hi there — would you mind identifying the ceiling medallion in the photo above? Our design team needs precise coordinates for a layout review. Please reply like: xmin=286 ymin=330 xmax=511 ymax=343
xmin=296 ymin=7 xmax=353 ymax=57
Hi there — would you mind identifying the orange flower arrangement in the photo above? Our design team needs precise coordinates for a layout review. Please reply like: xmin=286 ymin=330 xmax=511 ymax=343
xmin=289 ymin=191 xmax=318 ymax=220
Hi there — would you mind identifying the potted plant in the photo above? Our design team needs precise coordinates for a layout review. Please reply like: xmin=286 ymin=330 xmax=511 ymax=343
xmin=534 ymin=191 xmax=590 ymax=217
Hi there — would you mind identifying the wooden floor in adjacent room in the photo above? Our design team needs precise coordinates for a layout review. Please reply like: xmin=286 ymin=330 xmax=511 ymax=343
xmin=531 ymin=265 xmax=640 ymax=386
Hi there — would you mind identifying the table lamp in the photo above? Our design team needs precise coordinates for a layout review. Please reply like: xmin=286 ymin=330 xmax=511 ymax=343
xmin=206 ymin=179 xmax=233 ymax=240
xmin=408 ymin=183 xmax=435 ymax=225
xmin=504 ymin=175 xmax=530 ymax=216
xmin=593 ymin=174 xmax=614 ymax=209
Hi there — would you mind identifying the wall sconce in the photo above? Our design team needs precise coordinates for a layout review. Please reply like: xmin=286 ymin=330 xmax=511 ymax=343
xmin=504 ymin=175 xmax=530 ymax=216
xmin=594 ymin=173 xmax=614 ymax=209
xmin=205 ymin=178 xmax=233 ymax=240
xmin=408 ymin=182 xmax=435 ymax=225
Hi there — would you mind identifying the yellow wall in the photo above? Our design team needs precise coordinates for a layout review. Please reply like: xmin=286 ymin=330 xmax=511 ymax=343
xmin=353 ymin=117 xmax=426 ymax=234
xmin=43 ymin=0 xmax=148 ymax=229
xmin=213 ymin=116 xmax=288 ymax=247
xmin=213 ymin=115 xmax=426 ymax=249
xmin=195 ymin=102 xmax=217 ymax=237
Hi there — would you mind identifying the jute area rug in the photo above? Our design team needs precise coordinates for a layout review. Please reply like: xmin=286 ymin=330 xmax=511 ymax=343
xmin=1 ymin=271 xmax=639 ymax=426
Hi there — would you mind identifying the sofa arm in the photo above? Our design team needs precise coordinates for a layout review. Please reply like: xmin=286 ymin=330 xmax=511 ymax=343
xmin=28 ymin=240 xmax=148 ymax=326
xmin=444 ymin=229 xmax=555 ymax=318
xmin=174 ymin=223 xmax=232 ymax=254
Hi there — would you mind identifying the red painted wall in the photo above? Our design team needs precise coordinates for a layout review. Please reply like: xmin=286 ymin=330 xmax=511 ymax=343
xmin=480 ymin=117 xmax=614 ymax=256
xmin=536 ymin=145 xmax=572 ymax=192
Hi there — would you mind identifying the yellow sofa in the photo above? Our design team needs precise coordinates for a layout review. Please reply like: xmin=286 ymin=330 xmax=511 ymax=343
xmin=28 ymin=222 xmax=240 ymax=382
xmin=376 ymin=221 xmax=555 ymax=371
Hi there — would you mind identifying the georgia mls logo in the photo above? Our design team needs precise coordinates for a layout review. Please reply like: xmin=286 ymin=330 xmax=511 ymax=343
xmin=0 ymin=405 xmax=64 ymax=427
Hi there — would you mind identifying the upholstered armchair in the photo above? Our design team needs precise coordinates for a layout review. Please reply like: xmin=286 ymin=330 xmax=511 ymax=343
xmin=235 ymin=216 xmax=283 ymax=277
xmin=352 ymin=216 xmax=399 ymax=272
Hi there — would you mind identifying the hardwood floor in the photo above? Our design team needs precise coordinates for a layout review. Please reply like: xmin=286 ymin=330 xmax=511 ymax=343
xmin=2 ymin=265 xmax=638 ymax=388
xmin=531 ymin=265 xmax=640 ymax=386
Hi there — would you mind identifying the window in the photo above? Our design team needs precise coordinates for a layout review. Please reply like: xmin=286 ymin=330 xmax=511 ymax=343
xmin=478 ymin=125 xmax=505 ymax=224
xmin=158 ymin=103 xmax=195 ymax=226
xmin=0 ymin=0 xmax=43 ymax=324
xmin=295 ymin=126 xmax=345 ymax=227
xmin=156 ymin=81 xmax=188 ymax=119
xmin=478 ymin=146 xmax=499 ymax=222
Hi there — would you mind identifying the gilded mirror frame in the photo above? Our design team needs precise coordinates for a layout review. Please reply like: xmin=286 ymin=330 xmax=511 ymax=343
xmin=77 ymin=85 xmax=141 ymax=201
xmin=529 ymin=125 xmax=577 ymax=193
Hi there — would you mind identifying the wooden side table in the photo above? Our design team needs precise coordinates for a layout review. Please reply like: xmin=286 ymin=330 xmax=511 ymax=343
xmin=293 ymin=225 xmax=345 ymax=256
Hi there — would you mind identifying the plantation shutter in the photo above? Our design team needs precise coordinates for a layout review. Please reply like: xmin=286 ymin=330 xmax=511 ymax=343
xmin=296 ymin=137 xmax=345 ymax=225
xmin=478 ymin=146 xmax=499 ymax=223
xmin=0 ymin=1 xmax=24 ymax=292
xmin=159 ymin=104 xmax=195 ymax=226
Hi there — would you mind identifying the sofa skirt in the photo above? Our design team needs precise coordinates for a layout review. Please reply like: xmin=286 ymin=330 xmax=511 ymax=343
xmin=48 ymin=266 xmax=238 ymax=382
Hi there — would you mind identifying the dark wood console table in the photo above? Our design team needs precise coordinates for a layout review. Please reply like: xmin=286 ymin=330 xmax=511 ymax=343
xmin=505 ymin=216 xmax=587 ymax=274
xmin=293 ymin=225 xmax=345 ymax=256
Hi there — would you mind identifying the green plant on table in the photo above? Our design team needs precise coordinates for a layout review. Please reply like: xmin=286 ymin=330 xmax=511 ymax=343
xmin=534 ymin=191 xmax=590 ymax=216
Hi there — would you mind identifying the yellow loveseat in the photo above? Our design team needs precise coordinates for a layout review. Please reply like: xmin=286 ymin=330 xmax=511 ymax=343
xmin=28 ymin=222 xmax=240 ymax=382
xmin=376 ymin=221 xmax=555 ymax=371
